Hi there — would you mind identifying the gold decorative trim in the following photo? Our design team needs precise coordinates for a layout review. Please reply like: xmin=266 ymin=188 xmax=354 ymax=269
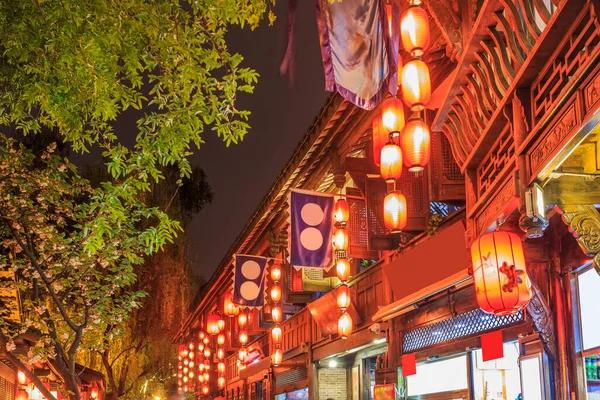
xmin=555 ymin=205 xmax=600 ymax=275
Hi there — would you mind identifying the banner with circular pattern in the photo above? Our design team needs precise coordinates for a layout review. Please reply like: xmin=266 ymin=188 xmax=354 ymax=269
xmin=233 ymin=254 xmax=268 ymax=308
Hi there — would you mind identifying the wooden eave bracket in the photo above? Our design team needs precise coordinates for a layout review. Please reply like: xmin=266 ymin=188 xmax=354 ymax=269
xmin=555 ymin=205 xmax=600 ymax=275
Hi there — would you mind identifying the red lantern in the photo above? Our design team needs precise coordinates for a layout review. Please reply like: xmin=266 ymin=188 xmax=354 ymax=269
xmin=271 ymin=306 xmax=282 ymax=323
xmin=178 ymin=362 xmax=183 ymax=370
xmin=224 ymin=292 xmax=239 ymax=317
xmin=202 ymin=385 xmax=209 ymax=395
xmin=272 ymin=349 xmax=283 ymax=366
xmin=218 ymin=376 xmax=226 ymax=389
xmin=401 ymin=118 xmax=430 ymax=172
xmin=217 ymin=318 xmax=225 ymax=332
xmin=270 ymin=285 xmax=282 ymax=303
xmin=188 ymin=371 xmax=195 ymax=379
xmin=338 ymin=312 xmax=353 ymax=339
xmin=189 ymin=361 xmax=195 ymax=368
xmin=400 ymin=5 xmax=430 ymax=57
xmin=203 ymin=371 xmax=210 ymax=381
xmin=239 ymin=330 xmax=248 ymax=345
xmin=203 ymin=336 xmax=210 ymax=345
xmin=336 ymin=284 xmax=351 ymax=310
xmin=204 ymin=359 xmax=211 ymax=369
xmin=334 ymin=199 xmax=350 ymax=225
xmin=471 ymin=231 xmax=532 ymax=316
xmin=183 ymin=376 xmax=189 ymax=383
xmin=217 ymin=333 xmax=225 ymax=346
xmin=17 ymin=371 xmax=27 ymax=385
xmin=207 ymin=313 xmax=220 ymax=335
xmin=332 ymin=228 xmax=349 ymax=251
xmin=380 ymin=143 xmax=403 ymax=182
xmin=217 ymin=348 xmax=225 ymax=360
xmin=16 ymin=390 xmax=28 ymax=400
xmin=381 ymin=97 xmax=405 ymax=136
xmin=198 ymin=330 xmax=206 ymax=340
xmin=198 ymin=343 xmax=205 ymax=352
xmin=238 ymin=312 xmax=247 ymax=327
xmin=238 ymin=348 xmax=247 ymax=362
xmin=203 ymin=347 xmax=211 ymax=358
xmin=372 ymin=118 xmax=388 ymax=167
xmin=271 ymin=327 xmax=282 ymax=344
xmin=188 ymin=351 xmax=194 ymax=360
xmin=218 ymin=362 xmax=226 ymax=374
xmin=270 ymin=264 xmax=282 ymax=282
xmin=198 ymin=374 xmax=204 ymax=383
xmin=178 ymin=344 xmax=187 ymax=357
xmin=336 ymin=258 xmax=350 ymax=282
xmin=177 ymin=388 xmax=183 ymax=395
xmin=402 ymin=60 xmax=431 ymax=111
xmin=383 ymin=191 xmax=407 ymax=232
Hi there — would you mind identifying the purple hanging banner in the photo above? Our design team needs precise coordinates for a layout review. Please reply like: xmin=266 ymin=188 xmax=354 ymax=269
xmin=233 ymin=254 xmax=268 ymax=308
xmin=288 ymin=189 xmax=334 ymax=269
xmin=315 ymin=0 xmax=395 ymax=110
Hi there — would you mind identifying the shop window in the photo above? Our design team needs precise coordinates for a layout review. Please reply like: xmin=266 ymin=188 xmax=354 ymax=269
xmin=472 ymin=342 xmax=522 ymax=400
xmin=406 ymin=355 xmax=469 ymax=398
xmin=579 ymin=268 xmax=600 ymax=351
xmin=520 ymin=354 xmax=545 ymax=400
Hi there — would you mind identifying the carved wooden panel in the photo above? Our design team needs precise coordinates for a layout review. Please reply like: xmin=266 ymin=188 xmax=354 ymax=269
xmin=476 ymin=124 xmax=515 ymax=198
xmin=473 ymin=175 xmax=518 ymax=236
xmin=531 ymin=3 xmax=600 ymax=126
xmin=429 ymin=132 xmax=465 ymax=201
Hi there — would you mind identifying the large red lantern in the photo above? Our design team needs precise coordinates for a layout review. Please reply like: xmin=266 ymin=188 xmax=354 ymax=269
xmin=400 ymin=5 xmax=430 ymax=57
xmin=384 ymin=191 xmax=407 ymax=232
xmin=372 ymin=118 xmax=388 ymax=167
xmin=16 ymin=390 xmax=28 ymax=400
xmin=338 ymin=312 xmax=353 ymax=339
xmin=217 ymin=318 xmax=225 ymax=332
xmin=17 ymin=371 xmax=27 ymax=385
xmin=332 ymin=228 xmax=349 ymax=251
xmin=471 ymin=231 xmax=531 ymax=316
xmin=272 ymin=306 xmax=283 ymax=323
xmin=336 ymin=284 xmax=351 ymax=310
xmin=224 ymin=292 xmax=239 ymax=317
xmin=401 ymin=118 xmax=430 ymax=172
xmin=380 ymin=143 xmax=403 ymax=182
xmin=401 ymin=59 xmax=431 ymax=111
xmin=334 ymin=199 xmax=350 ymax=225
xmin=336 ymin=258 xmax=350 ymax=282
xmin=381 ymin=97 xmax=405 ymax=136
xmin=207 ymin=313 xmax=221 ymax=335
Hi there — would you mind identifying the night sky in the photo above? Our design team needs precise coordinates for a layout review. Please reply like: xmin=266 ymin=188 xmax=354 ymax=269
xmin=186 ymin=1 xmax=329 ymax=278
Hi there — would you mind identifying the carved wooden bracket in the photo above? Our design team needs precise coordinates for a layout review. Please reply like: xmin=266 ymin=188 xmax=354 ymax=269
xmin=526 ymin=283 xmax=557 ymax=361
xmin=555 ymin=205 xmax=600 ymax=275
xmin=426 ymin=0 xmax=463 ymax=59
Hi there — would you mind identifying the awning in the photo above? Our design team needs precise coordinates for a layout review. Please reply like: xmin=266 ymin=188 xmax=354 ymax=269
xmin=239 ymin=357 xmax=271 ymax=380
xmin=307 ymin=286 xmax=361 ymax=336
xmin=374 ymin=219 xmax=470 ymax=322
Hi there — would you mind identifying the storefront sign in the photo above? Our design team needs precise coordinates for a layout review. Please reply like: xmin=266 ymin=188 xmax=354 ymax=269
xmin=373 ymin=383 xmax=396 ymax=400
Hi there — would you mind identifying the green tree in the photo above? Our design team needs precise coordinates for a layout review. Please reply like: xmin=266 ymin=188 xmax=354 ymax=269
xmin=0 ymin=135 xmax=179 ymax=400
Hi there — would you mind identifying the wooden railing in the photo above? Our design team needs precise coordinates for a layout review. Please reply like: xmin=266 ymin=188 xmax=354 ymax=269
xmin=225 ymin=353 xmax=239 ymax=381
xmin=280 ymin=308 xmax=311 ymax=352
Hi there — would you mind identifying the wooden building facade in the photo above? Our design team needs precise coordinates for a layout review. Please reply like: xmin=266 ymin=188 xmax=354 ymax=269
xmin=176 ymin=0 xmax=600 ymax=399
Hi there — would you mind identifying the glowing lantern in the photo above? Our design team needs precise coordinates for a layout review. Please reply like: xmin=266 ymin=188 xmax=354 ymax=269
xmin=198 ymin=374 xmax=204 ymax=383
xmin=183 ymin=366 xmax=189 ymax=374
xmin=16 ymin=390 xmax=28 ymax=400
xmin=270 ymin=264 xmax=282 ymax=282
xmin=178 ymin=344 xmax=187 ymax=357
xmin=400 ymin=5 xmax=430 ymax=57
xmin=188 ymin=351 xmax=194 ymax=360
xmin=332 ymin=228 xmax=349 ymax=251
xmin=203 ymin=372 xmax=210 ymax=381
xmin=336 ymin=285 xmax=351 ymax=310
xmin=183 ymin=359 xmax=189 ymax=366
xmin=402 ymin=60 xmax=431 ymax=111
xmin=207 ymin=313 xmax=221 ymax=335
xmin=188 ymin=371 xmax=195 ymax=379
xmin=199 ymin=363 xmax=205 ymax=372
xmin=178 ymin=362 xmax=183 ymax=370
xmin=239 ymin=330 xmax=248 ymax=344
xmin=183 ymin=386 xmax=188 ymax=393
xmin=372 ymin=117 xmax=388 ymax=167
xmin=178 ymin=372 xmax=183 ymax=379
xmin=203 ymin=347 xmax=211 ymax=358
xmin=217 ymin=348 xmax=225 ymax=360
xmin=90 ymin=386 xmax=99 ymax=399
xmin=338 ymin=312 xmax=353 ymax=339
xmin=203 ymin=336 xmax=210 ymax=345
xmin=198 ymin=343 xmax=205 ymax=352
xmin=336 ymin=258 xmax=350 ymax=282
xmin=218 ymin=376 xmax=226 ymax=388
xmin=271 ymin=327 xmax=282 ymax=344
xmin=384 ymin=191 xmax=407 ymax=232
xmin=238 ymin=312 xmax=248 ymax=327
xmin=218 ymin=362 xmax=226 ymax=374
xmin=188 ymin=342 xmax=194 ymax=350
xmin=381 ymin=97 xmax=405 ymax=136
xmin=270 ymin=284 xmax=282 ymax=303
xmin=272 ymin=349 xmax=283 ymax=366
xmin=217 ymin=318 xmax=225 ymax=332
xmin=177 ymin=388 xmax=183 ymax=395
xmin=334 ymin=199 xmax=350 ymax=225
xmin=239 ymin=348 xmax=247 ymax=361
xmin=183 ymin=376 xmax=189 ymax=383
xmin=204 ymin=359 xmax=211 ymax=369
xmin=271 ymin=306 xmax=283 ymax=323
xmin=401 ymin=118 xmax=430 ymax=172
xmin=189 ymin=361 xmax=195 ymax=368
xmin=380 ymin=143 xmax=403 ymax=182
xmin=198 ymin=331 xmax=206 ymax=340
xmin=224 ymin=292 xmax=239 ymax=317
xmin=202 ymin=385 xmax=209 ymax=395
xmin=471 ymin=231 xmax=532 ymax=316
xmin=17 ymin=371 xmax=26 ymax=385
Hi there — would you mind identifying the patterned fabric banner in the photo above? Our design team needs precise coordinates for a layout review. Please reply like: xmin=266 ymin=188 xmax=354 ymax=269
xmin=315 ymin=0 xmax=395 ymax=110
xmin=233 ymin=254 xmax=268 ymax=308
xmin=288 ymin=189 xmax=334 ymax=268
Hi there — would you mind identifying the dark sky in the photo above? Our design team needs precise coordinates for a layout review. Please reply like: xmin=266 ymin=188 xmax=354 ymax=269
xmin=186 ymin=1 xmax=329 ymax=278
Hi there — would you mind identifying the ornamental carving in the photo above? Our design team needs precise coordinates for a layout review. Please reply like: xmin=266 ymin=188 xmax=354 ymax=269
xmin=555 ymin=205 xmax=600 ymax=275
xmin=526 ymin=283 xmax=556 ymax=360
xmin=475 ymin=177 xmax=516 ymax=235
xmin=530 ymin=103 xmax=578 ymax=175
xmin=585 ymin=70 xmax=600 ymax=113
